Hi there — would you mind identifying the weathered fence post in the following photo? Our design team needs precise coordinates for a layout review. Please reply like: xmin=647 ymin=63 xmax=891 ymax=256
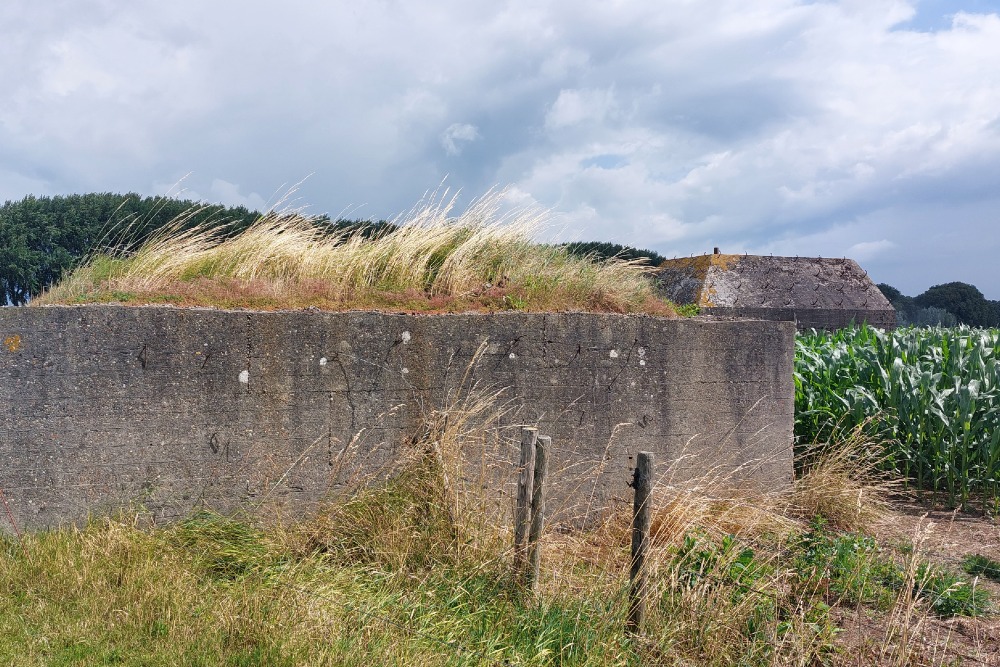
xmin=526 ymin=435 xmax=549 ymax=591
xmin=627 ymin=451 xmax=654 ymax=636
xmin=513 ymin=427 xmax=538 ymax=573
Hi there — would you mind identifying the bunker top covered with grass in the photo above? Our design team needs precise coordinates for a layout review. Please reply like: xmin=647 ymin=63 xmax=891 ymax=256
xmin=35 ymin=192 xmax=676 ymax=317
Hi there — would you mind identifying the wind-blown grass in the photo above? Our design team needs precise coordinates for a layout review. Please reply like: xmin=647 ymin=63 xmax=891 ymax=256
xmin=36 ymin=190 xmax=675 ymax=315
xmin=3 ymin=379 xmax=991 ymax=666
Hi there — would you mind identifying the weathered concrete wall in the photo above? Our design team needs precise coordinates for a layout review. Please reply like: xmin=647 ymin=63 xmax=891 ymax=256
xmin=0 ymin=306 xmax=795 ymax=531
xmin=656 ymin=254 xmax=896 ymax=332
xmin=701 ymin=307 xmax=895 ymax=332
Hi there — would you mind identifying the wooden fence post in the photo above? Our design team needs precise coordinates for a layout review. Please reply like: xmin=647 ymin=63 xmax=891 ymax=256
xmin=513 ymin=427 xmax=537 ymax=573
xmin=526 ymin=435 xmax=549 ymax=591
xmin=627 ymin=451 xmax=654 ymax=636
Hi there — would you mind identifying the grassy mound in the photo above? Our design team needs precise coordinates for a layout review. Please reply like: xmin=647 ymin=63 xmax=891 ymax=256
xmin=37 ymin=191 xmax=675 ymax=315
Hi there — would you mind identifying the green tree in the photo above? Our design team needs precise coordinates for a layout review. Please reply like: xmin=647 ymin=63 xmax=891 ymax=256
xmin=0 ymin=193 xmax=260 ymax=305
xmin=562 ymin=241 xmax=666 ymax=266
xmin=880 ymin=283 xmax=973 ymax=327
xmin=914 ymin=282 xmax=999 ymax=328
xmin=0 ymin=192 xmax=394 ymax=305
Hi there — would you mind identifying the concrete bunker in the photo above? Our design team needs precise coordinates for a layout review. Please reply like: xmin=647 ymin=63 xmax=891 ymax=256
xmin=656 ymin=252 xmax=895 ymax=331
xmin=0 ymin=306 xmax=794 ymax=531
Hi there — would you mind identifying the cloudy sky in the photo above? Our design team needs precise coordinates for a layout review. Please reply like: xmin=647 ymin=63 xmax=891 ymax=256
xmin=3 ymin=0 xmax=1000 ymax=297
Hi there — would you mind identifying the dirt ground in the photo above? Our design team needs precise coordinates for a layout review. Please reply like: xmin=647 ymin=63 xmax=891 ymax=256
xmin=831 ymin=497 xmax=1000 ymax=665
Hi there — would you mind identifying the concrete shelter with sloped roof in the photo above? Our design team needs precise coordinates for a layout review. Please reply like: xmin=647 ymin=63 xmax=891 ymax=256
xmin=655 ymin=251 xmax=895 ymax=331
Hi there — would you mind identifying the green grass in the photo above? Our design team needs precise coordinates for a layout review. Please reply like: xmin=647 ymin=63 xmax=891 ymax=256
xmin=2 ymin=377 xmax=994 ymax=665
xmin=2 ymin=477 xmax=990 ymax=665
xmin=0 ymin=515 xmax=639 ymax=667
xmin=963 ymin=553 xmax=1000 ymax=583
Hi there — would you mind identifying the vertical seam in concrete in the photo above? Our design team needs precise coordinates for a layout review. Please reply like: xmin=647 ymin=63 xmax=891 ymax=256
xmin=540 ymin=314 xmax=549 ymax=361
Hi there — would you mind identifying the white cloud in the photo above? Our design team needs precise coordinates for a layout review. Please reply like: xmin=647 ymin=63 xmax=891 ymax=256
xmin=209 ymin=179 xmax=268 ymax=212
xmin=441 ymin=123 xmax=480 ymax=156
xmin=2 ymin=0 xmax=1000 ymax=294
xmin=848 ymin=239 xmax=896 ymax=260
xmin=545 ymin=88 xmax=617 ymax=129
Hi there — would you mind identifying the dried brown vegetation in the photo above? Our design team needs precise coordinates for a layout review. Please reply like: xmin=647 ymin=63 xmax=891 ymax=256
xmin=37 ymin=190 xmax=676 ymax=316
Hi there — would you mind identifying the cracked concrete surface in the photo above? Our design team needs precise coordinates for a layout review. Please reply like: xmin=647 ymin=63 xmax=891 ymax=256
xmin=0 ymin=306 xmax=795 ymax=530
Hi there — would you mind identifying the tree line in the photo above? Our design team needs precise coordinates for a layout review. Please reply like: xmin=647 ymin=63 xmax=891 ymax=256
xmin=0 ymin=193 xmax=398 ymax=305
xmin=0 ymin=193 xmax=668 ymax=305
xmin=0 ymin=193 xmax=264 ymax=305
xmin=4 ymin=193 xmax=994 ymax=326
xmin=877 ymin=282 xmax=1000 ymax=328
xmin=561 ymin=241 xmax=667 ymax=266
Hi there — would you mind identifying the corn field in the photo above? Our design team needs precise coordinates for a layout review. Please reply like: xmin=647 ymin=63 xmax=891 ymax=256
xmin=795 ymin=325 xmax=1000 ymax=509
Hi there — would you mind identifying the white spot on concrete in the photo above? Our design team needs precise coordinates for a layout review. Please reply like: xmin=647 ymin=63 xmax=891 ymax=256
xmin=238 ymin=370 xmax=249 ymax=384
xmin=401 ymin=367 xmax=409 ymax=374
xmin=609 ymin=349 xmax=619 ymax=359
xmin=638 ymin=347 xmax=646 ymax=358
xmin=401 ymin=331 xmax=411 ymax=344
xmin=319 ymin=357 xmax=328 ymax=366
xmin=639 ymin=360 xmax=646 ymax=366
xmin=509 ymin=352 xmax=516 ymax=359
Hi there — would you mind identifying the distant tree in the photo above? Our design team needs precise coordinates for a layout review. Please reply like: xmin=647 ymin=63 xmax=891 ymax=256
xmin=878 ymin=283 xmax=964 ymax=327
xmin=914 ymin=282 xmax=1000 ymax=328
xmin=907 ymin=306 xmax=958 ymax=327
xmin=0 ymin=193 xmax=272 ymax=305
xmin=876 ymin=283 xmax=905 ymax=304
xmin=562 ymin=241 xmax=666 ymax=266
xmin=877 ymin=283 xmax=915 ymax=322
xmin=324 ymin=218 xmax=396 ymax=239
xmin=0 ymin=192 xmax=400 ymax=306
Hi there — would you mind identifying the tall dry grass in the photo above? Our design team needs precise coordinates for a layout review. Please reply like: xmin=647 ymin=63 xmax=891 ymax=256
xmin=793 ymin=418 xmax=897 ymax=531
xmin=3 ymin=365 xmax=989 ymax=665
xmin=37 ymin=189 xmax=673 ymax=315
xmin=298 ymin=348 xmax=516 ymax=570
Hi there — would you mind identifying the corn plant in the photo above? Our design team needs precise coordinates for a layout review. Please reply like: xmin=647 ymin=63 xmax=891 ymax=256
xmin=795 ymin=325 xmax=1000 ymax=509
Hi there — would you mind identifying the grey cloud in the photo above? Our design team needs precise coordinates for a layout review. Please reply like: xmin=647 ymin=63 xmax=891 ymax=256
xmin=3 ymin=0 xmax=1000 ymax=295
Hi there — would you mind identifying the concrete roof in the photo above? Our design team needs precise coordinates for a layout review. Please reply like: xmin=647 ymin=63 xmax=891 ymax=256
xmin=656 ymin=254 xmax=893 ymax=312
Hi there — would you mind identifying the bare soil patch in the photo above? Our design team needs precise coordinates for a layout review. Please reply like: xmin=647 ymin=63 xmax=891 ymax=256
xmin=831 ymin=497 xmax=1000 ymax=665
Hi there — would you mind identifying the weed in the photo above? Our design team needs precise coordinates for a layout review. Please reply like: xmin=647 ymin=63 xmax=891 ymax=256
xmin=791 ymin=518 xmax=992 ymax=618
xmin=916 ymin=562 xmax=992 ymax=617
xmin=962 ymin=553 xmax=1000 ymax=583
xmin=792 ymin=518 xmax=900 ymax=608
xmin=673 ymin=303 xmax=701 ymax=317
